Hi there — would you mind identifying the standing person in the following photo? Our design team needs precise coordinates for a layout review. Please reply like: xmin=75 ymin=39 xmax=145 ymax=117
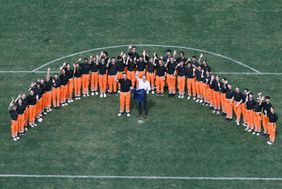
xmin=146 ymin=55 xmax=157 ymax=94
xmin=59 ymin=68 xmax=69 ymax=106
xmin=165 ymin=56 xmax=177 ymax=97
xmin=176 ymin=51 xmax=187 ymax=64
xmin=65 ymin=63 xmax=74 ymax=102
xmin=225 ymin=83 xmax=234 ymax=121
xmin=8 ymin=99 xmax=19 ymax=141
xmin=90 ymin=55 xmax=99 ymax=96
xmin=252 ymin=94 xmax=263 ymax=136
xmin=97 ymin=55 xmax=108 ymax=98
xmin=107 ymin=57 xmax=118 ymax=94
xmin=116 ymin=54 xmax=126 ymax=92
xmin=233 ymin=87 xmax=243 ymax=125
xmin=267 ymin=107 xmax=278 ymax=145
xmin=80 ymin=58 xmax=90 ymax=97
xmin=261 ymin=96 xmax=272 ymax=136
xmin=155 ymin=59 xmax=166 ymax=96
xmin=245 ymin=92 xmax=256 ymax=132
xmin=185 ymin=62 xmax=195 ymax=100
xmin=16 ymin=96 xmax=26 ymax=136
xmin=211 ymin=75 xmax=221 ymax=114
xmin=27 ymin=89 xmax=37 ymax=127
xmin=128 ymin=45 xmax=140 ymax=60
xmin=136 ymin=51 xmax=147 ymax=79
xmin=44 ymin=68 xmax=53 ymax=112
xmin=220 ymin=78 xmax=228 ymax=116
xmin=118 ymin=72 xmax=132 ymax=117
xmin=73 ymin=62 xmax=82 ymax=100
xmin=51 ymin=73 xmax=61 ymax=109
xmin=126 ymin=56 xmax=136 ymax=88
xmin=176 ymin=61 xmax=186 ymax=99
xmin=194 ymin=65 xmax=203 ymax=102
xmin=241 ymin=89 xmax=249 ymax=127
xmin=135 ymin=73 xmax=151 ymax=118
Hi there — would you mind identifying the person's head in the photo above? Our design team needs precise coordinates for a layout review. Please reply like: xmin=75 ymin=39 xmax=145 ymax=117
xmin=103 ymin=51 xmax=108 ymax=57
xmin=243 ymin=88 xmax=249 ymax=95
xmin=131 ymin=46 xmax=136 ymax=53
xmin=84 ymin=57 xmax=88 ymax=63
xmin=235 ymin=86 xmax=240 ymax=93
xmin=169 ymin=56 xmax=174 ymax=62
xmin=248 ymin=92 xmax=253 ymax=99
xmin=11 ymin=104 xmax=17 ymax=111
xmin=215 ymin=75 xmax=220 ymax=81
xmin=158 ymin=59 xmax=163 ymax=65
xmin=166 ymin=49 xmax=171 ymax=56
xmin=270 ymin=106 xmax=275 ymax=113
xmin=21 ymin=93 xmax=26 ymax=99
xmin=36 ymin=82 xmax=41 ymax=88
xmin=18 ymin=98 xmax=22 ymax=105
xmin=54 ymin=73 xmax=58 ymax=79
xmin=117 ymin=55 xmax=122 ymax=61
xmin=40 ymin=79 xmax=44 ymax=85
xmin=197 ymin=65 xmax=201 ymax=71
xmin=142 ymin=74 xmax=146 ymax=82
xmin=187 ymin=62 xmax=192 ymax=68
xmin=122 ymin=72 xmax=127 ymax=79
xmin=179 ymin=51 xmax=184 ymax=58
xmin=61 ymin=68 xmax=66 ymax=75
xmin=66 ymin=63 xmax=71 ymax=69
xmin=100 ymin=57 xmax=105 ymax=63
xmin=111 ymin=57 xmax=116 ymax=64
xmin=203 ymin=60 xmax=207 ymax=65
xmin=191 ymin=55 xmax=197 ymax=61
xmin=227 ymin=83 xmax=232 ymax=90
xmin=139 ymin=56 xmax=143 ymax=61
xmin=206 ymin=70 xmax=210 ymax=76
xmin=265 ymin=96 xmax=270 ymax=103
xmin=29 ymin=90 xmax=34 ymax=96
xmin=179 ymin=61 xmax=184 ymax=67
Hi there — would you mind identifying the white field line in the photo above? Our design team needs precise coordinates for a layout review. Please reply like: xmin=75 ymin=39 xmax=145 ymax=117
xmin=31 ymin=44 xmax=261 ymax=73
xmin=1 ymin=71 xmax=282 ymax=75
xmin=0 ymin=174 xmax=282 ymax=181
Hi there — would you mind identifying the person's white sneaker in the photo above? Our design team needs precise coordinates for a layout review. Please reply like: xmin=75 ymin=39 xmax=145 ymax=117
xmin=33 ymin=123 xmax=38 ymax=127
xmin=256 ymin=132 xmax=260 ymax=136
xmin=252 ymin=131 xmax=256 ymax=135
xmin=187 ymin=96 xmax=191 ymax=100
xmin=248 ymin=128 xmax=252 ymax=132
xmin=178 ymin=95 xmax=181 ymax=98
xmin=13 ymin=137 xmax=18 ymax=141
xmin=25 ymin=127 xmax=28 ymax=131
xmin=86 ymin=93 xmax=89 ymax=97
xmin=83 ymin=94 xmax=86 ymax=97
xmin=242 ymin=123 xmax=247 ymax=127
xmin=181 ymin=95 xmax=184 ymax=99
xmin=91 ymin=92 xmax=94 ymax=96
xmin=118 ymin=90 xmax=121 ymax=94
xmin=118 ymin=113 xmax=122 ymax=117
xmin=152 ymin=91 xmax=155 ymax=94
xmin=37 ymin=118 xmax=43 ymax=123
xmin=46 ymin=109 xmax=50 ymax=113
xmin=62 ymin=104 xmax=65 ymax=107
xmin=244 ymin=127 xmax=249 ymax=131
xmin=196 ymin=99 xmax=199 ymax=103
xmin=95 ymin=91 xmax=99 ymax=95
xmin=199 ymin=99 xmax=203 ymax=103
xmin=65 ymin=103 xmax=68 ymax=106
xmin=193 ymin=97 xmax=196 ymax=100
xmin=236 ymin=122 xmax=240 ymax=126
xmin=103 ymin=93 xmax=106 ymax=98
xmin=212 ymin=110 xmax=216 ymax=114
xmin=16 ymin=136 xmax=20 ymax=140
xmin=267 ymin=141 xmax=273 ymax=145
xmin=217 ymin=111 xmax=220 ymax=114
xmin=100 ymin=94 xmax=103 ymax=98
xmin=127 ymin=113 xmax=130 ymax=117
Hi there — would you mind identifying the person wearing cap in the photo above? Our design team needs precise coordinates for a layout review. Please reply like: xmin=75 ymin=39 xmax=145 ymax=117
xmin=117 ymin=72 xmax=132 ymax=117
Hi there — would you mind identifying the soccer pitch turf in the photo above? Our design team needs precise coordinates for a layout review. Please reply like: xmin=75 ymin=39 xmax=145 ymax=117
xmin=0 ymin=0 xmax=282 ymax=188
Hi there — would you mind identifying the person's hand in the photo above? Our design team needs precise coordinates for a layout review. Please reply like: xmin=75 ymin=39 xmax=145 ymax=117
xmin=200 ymin=53 xmax=203 ymax=58
xmin=47 ymin=67 xmax=51 ymax=72
xmin=78 ymin=58 xmax=82 ymax=62
xmin=128 ymin=45 xmax=132 ymax=49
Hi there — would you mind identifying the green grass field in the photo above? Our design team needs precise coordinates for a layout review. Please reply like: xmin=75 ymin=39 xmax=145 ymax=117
xmin=0 ymin=0 xmax=282 ymax=188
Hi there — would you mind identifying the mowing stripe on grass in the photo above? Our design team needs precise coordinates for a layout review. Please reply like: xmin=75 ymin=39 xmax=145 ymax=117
xmin=0 ymin=174 xmax=282 ymax=181
xmin=31 ymin=44 xmax=261 ymax=73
